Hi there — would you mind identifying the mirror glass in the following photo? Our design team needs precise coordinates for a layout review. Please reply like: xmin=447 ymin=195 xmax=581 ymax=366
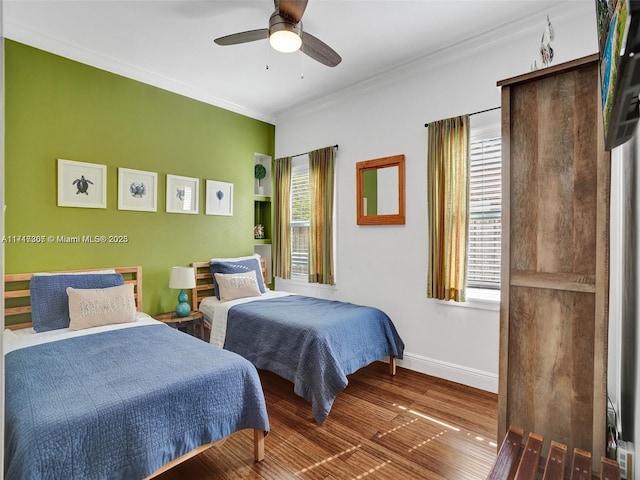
xmin=357 ymin=155 xmax=405 ymax=225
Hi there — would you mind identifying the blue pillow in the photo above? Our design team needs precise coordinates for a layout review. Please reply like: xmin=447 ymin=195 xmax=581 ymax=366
xmin=30 ymin=273 xmax=125 ymax=332
xmin=210 ymin=257 xmax=266 ymax=300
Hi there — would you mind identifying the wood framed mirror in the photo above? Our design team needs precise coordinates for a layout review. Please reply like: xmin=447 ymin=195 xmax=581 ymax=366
xmin=356 ymin=154 xmax=405 ymax=225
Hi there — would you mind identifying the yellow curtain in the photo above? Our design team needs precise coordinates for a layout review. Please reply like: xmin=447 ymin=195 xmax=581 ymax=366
xmin=309 ymin=146 xmax=336 ymax=285
xmin=427 ymin=115 xmax=470 ymax=301
xmin=273 ymin=156 xmax=292 ymax=279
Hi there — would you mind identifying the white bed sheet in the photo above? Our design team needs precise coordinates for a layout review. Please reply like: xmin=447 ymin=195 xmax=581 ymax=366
xmin=200 ymin=290 xmax=292 ymax=347
xmin=4 ymin=312 xmax=162 ymax=354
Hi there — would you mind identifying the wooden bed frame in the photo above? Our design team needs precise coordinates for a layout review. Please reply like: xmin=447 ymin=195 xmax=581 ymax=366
xmin=4 ymin=266 xmax=144 ymax=330
xmin=190 ymin=258 xmax=397 ymax=376
xmin=3 ymin=266 xmax=266 ymax=476
xmin=191 ymin=257 xmax=269 ymax=313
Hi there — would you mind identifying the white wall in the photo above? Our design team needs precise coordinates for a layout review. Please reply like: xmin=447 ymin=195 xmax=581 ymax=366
xmin=635 ymin=134 xmax=640 ymax=480
xmin=611 ymin=121 xmax=640 ymax=480
xmin=630 ymin=129 xmax=640 ymax=480
xmin=274 ymin=2 xmax=598 ymax=392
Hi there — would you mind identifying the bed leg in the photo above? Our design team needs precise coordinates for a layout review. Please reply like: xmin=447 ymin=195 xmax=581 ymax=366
xmin=254 ymin=429 xmax=265 ymax=462
xmin=389 ymin=356 xmax=396 ymax=376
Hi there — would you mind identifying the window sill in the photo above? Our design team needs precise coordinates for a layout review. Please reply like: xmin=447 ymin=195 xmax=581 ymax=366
xmin=436 ymin=288 xmax=500 ymax=311
xmin=275 ymin=276 xmax=338 ymax=291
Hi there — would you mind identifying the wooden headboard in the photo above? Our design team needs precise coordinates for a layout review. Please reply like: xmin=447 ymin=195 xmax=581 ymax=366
xmin=191 ymin=258 xmax=268 ymax=311
xmin=4 ymin=266 xmax=143 ymax=330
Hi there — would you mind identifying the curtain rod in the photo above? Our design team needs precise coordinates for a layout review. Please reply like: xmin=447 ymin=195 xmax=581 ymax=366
xmin=283 ymin=144 xmax=339 ymax=159
xmin=424 ymin=106 xmax=500 ymax=128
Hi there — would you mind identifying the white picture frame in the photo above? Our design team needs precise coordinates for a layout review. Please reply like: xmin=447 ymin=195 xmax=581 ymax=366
xmin=57 ymin=159 xmax=107 ymax=209
xmin=166 ymin=174 xmax=199 ymax=214
xmin=206 ymin=180 xmax=234 ymax=216
xmin=118 ymin=168 xmax=158 ymax=212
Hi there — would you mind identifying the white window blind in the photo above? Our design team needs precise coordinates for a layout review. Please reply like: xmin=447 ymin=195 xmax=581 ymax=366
xmin=468 ymin=136 xmax=502 ymax=290
xmin=290 ymin=162 xmax=310 ymax=279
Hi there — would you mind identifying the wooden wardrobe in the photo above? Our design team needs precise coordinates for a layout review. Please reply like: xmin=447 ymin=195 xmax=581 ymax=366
xmin=497 ymin=54 xmax=610 ymax=470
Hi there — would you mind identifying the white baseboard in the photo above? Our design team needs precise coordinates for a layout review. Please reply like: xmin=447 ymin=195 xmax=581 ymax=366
xmin=392 ymin=352 xmax=499 ymax=394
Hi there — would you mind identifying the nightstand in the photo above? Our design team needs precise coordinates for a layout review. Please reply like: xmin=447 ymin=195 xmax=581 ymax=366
xmin=154 ymin=310 xmax=205 ymax=340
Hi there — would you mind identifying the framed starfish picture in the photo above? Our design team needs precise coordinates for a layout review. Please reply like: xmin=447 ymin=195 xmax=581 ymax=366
xmin=57 ymin=159 xmax=107 ymax=209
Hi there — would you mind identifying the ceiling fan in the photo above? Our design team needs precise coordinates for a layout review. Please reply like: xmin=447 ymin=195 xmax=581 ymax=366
xmin=213 ymin=0 xmax=342 ymax=67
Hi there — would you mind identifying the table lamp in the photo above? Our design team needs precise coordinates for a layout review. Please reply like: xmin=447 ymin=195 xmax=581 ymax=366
xmin=169 ymin=266 xmax=196 ymax=317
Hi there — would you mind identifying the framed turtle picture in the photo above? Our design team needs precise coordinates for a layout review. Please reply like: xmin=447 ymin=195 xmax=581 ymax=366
xmin=118 ymin=167 xmax=158 ymax=212
xmin=205 ymin=180 xmax=234 ymax=216
xmin=57 ymin=159 xmax=107 ymax=209
xmin=166 ymin=174 xmax=199 ymax=214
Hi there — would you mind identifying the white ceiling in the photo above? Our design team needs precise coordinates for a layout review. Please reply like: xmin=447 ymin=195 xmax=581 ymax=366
xmin=4 ymin=0 xmax=568 ymax=123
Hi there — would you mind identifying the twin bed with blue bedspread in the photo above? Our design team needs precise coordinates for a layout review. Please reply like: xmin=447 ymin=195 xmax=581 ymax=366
xmin=4 ymin=266 xmax=269 ymax=480
xmin=193 ymin=255 xmax=405 ymax=424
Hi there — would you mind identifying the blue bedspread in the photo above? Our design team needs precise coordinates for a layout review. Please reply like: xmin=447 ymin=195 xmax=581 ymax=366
xmin=224 ymin=295 xmax=404 ymax=424
xmin=5 ymin=324 xmax=269 ymax=480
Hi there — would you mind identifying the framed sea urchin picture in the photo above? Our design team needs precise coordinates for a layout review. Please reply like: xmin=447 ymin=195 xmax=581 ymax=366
xmin=118 ymin=168 xmax=158 ymax=212
xmin=205 ymin=180 xmax=234 ymax=216
xmin=57 ymin=159 xmax=107 ymax=209
xmin=166 ymin=174 xmax=199 ymax=214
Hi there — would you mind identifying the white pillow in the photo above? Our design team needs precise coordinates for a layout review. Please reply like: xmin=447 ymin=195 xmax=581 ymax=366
xmin=214 ymin=271 xmax=262 ymax=302
xmin=210 ymin=253 xmax=261 ymax=263
xmin=67 ymin=283 xmax=136 ymax=330
xmin=33 ymin=269 xmax=116 ymax=276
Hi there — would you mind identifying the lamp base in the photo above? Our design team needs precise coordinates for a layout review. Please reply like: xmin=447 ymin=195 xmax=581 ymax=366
xmin=175 ymin=289 xmax=191 ymax=317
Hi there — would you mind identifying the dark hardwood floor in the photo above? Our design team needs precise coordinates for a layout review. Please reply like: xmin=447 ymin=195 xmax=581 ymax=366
xmin=156 ymin=361 xmax=498 ymax=480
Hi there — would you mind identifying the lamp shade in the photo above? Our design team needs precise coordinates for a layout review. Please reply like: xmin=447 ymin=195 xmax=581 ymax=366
xmin=169 ymin=266 xmax=196 ymax=290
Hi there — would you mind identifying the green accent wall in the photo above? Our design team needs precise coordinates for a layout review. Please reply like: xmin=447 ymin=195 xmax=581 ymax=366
xmin=4 ymin=40 xmax=275 ymax=316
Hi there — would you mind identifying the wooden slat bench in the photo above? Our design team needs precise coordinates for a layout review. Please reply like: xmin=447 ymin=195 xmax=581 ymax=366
xmin=487 ymin=425 xmax=621 ymax=480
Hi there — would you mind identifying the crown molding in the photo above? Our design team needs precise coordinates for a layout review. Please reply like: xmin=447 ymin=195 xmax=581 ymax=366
xmin=274 ymin=2 xmax=591 ymax=123
xmin=4 ymin=2 xmax=590 ymax=128
xmin=4 ymin=19 xmax=276 ymax=125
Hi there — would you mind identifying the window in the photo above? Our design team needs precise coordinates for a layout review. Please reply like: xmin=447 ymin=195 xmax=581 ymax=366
xmin=467 ymin=136 xmax=502 ymax=291
xmin=290 ymin=158 xmax=310 ymax=280
xmin=276 ymin=148 xmax=336 ymax=285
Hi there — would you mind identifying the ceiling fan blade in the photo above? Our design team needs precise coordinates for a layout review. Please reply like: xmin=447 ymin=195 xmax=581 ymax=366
xmin=278 ymin=0 xmax=308 ymax=23
xmin=301 ymin=32 xmax=341 ymax=67
xmin=214 ymin=29 xmax=268 ymax=46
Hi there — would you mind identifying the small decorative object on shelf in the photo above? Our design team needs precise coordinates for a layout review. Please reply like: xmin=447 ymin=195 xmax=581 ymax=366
xmin=255 ymin=163 xmax=267 ymax=195
xmin=254 ymin=224 xmax=265 ymax=239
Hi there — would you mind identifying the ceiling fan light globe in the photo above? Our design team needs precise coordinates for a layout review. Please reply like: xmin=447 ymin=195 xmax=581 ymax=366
xmin=268 ymin=13 xmax=302 ymax=53
xmin=269 ymin=29 xmax=302 ymax=53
